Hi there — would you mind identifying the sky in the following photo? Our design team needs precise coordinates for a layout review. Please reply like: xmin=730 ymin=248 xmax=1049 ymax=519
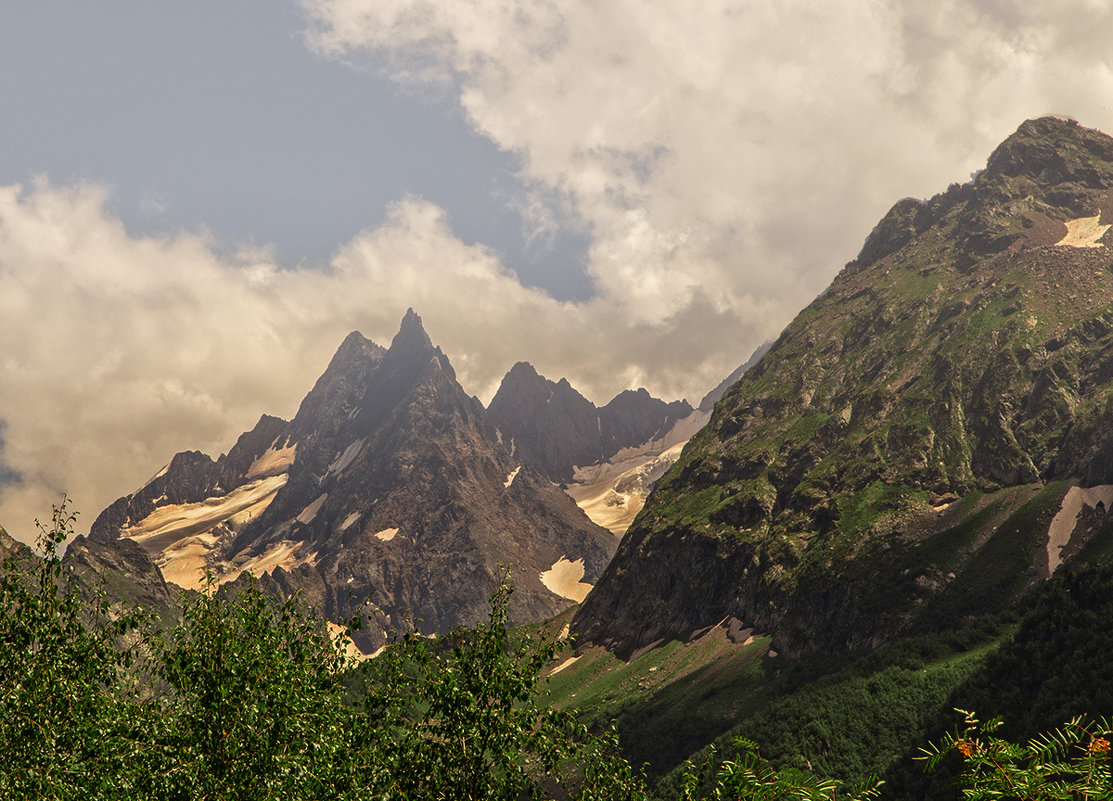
xmin=1 ymin=1 xmax=1112 ymax=543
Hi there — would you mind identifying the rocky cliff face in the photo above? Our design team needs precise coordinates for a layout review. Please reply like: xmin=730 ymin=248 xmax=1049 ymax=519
xmin=0 ymin=525 xmax=31 ymax=566
xmin=576 ymin=117 xmax=1113 ymax=658
xmin=90 ymin=311 xmax=616 ymax=651
xmin=488 ymin=362 xmax=692 ymax=484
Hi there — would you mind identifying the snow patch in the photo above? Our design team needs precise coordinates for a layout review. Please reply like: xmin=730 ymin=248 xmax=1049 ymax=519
xmin=156 ymin=532 xmax=221 ymax=590
xmin=539 ymin=557 xmax=593 ymax=603
xmin=236 ymin=540 xmax=318 ymax=579
xmin=374 ymin=527 xmax=399 ymax=542
xmin=1056 ymin=214 xmax=1111 ymax=248
xmin=504 ymin=466 xmax=521 ymax=488
xmin=247 ymin=439 xmax=297 ymax=478
xmin=124 ymin=474 xmax=287 ymax=551
xmin=296 ymin=494 xmax=327 ymax=525
xmin=121 ymin=474 xmax=289 ymax=591
xmin=328 ymin=438 xmax=367 ymax=476
xmin=339 ymin=511 xmax=361 ymax=531
xmin=549 ymin=655 xmax=581 ymax=675
xmin=1046 ymin=484 xmax=1113 ymax=572
xmin=565 ymin=412 xmax=708 ymax=535
xmin=327 ymin=621 xmax=370 ymax=662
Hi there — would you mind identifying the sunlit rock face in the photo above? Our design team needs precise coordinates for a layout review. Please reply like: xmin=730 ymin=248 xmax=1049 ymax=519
xmin=90 ymin=310 xmax=615 ymax=653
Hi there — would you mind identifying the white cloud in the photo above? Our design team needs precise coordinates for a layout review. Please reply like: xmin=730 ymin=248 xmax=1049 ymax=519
xmin=302 ymin=0 xmax=1113 ymax=329
xmin=0 ymin=182 xmax=748 ymax=542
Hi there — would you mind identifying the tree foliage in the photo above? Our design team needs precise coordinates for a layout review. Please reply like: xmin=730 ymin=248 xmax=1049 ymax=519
xmin=919 ymin=709 xmax=1113 ymax=801
xmin=1 ymin=501 xmax=1110 ymax=800
xmin=0 ymin=502 xmax=642 ymax=799
xmin=0 ymin=498 xmax=147 ymax=800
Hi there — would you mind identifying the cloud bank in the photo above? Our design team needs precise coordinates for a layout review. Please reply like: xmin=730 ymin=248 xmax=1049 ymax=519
xmin=301 ymin=0 xmax=1113 ymax=321
xmin=0 ymin=182 xmax=734 ymax=542
xmin=4 ymin=0 xmax=1113 ymax=541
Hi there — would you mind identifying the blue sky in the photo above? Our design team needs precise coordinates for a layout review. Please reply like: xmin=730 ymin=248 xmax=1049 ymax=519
xmin=2 ymin=0 xmax=1112 ymax=541
xmin=0 ymin=0 xmax=591 ymax=298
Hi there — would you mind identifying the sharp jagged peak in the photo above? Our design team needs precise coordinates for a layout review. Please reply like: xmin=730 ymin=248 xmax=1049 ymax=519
xmin=362 ymin=309 xmax=458 ymax=397
xmin=390 ymin=308 xmax=435 ymax=355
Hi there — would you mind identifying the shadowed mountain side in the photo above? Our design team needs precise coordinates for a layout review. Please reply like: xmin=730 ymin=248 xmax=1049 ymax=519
xmin=90 ymin=311 xmax=615 ymax=652
xmin=488 ymin=361 xmax=692 ymax=483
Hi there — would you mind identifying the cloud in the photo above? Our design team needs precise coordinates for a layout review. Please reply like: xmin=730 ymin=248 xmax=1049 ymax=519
xmin=301 ymin=0 xmax=1113 ymax=330
xmin=0 ymin=181 xmax=753 ymax=542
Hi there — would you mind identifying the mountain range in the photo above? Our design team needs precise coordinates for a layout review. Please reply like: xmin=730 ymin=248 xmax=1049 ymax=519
xmin=6 ymin=115 xmax=1113 ymax=795
xmin=77 ymin=307 xmax=716 ymax=652
xmin=85 ymin=311 xmax=628 ymax=650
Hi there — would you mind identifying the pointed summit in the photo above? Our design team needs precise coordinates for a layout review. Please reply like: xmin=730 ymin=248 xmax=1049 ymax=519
xmin=292 ymin=332 xmax=386 ymax=434
xmin=390 ymin=308 xmax=434 ymax=355
xmin=335 ymin=330 xmax=379 ymax=358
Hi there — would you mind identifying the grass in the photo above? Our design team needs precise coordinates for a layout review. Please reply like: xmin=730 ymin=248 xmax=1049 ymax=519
xmin=544 ymin=625 xmax=774 ymax=779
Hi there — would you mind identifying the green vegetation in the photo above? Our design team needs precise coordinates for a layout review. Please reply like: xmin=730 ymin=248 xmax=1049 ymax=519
xmin=918 ymin=710 xmax=1113 ymax=801
xmin=0 ymin=499 xmax=642 ymax=800
xmin=0 ymin=501 xmax=149 ymax=799
xmin=2 ymin=500 xmax=1110 ymax=799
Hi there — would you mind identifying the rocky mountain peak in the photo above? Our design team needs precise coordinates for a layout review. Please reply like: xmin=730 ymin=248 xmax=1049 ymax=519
xmin=489 ymin=363 xmax=694 ymax=484
xmin=505 ymin=361 xmax=541 ymax=381
xmin=982 ymin=116 xmax=1113 ymax=189
xmin=292 ymin=332 xmax=386 ymax=435
xmin=334 ymin=330 xmax=382 ymax=362
xmin=856 ymin=117 xmax=1113 ymax=270
xmin=376 ymin=307 xmax=455 ymax=387
xmin=390 ymin=308 xmax=435 ymax=357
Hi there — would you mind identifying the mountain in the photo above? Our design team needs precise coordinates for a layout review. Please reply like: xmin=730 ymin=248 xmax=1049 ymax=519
xmin=487 ymin=362 xmax=692 ymax=483
xmin=1 ymin=521 xmax=182 ymax=630
xmin=0 ymin=525 xmax=31 ymax=566
xmin=575 ymin=117 xmax=1113 ymax=659
xmin=89 ymin=310 xmax=616 ymax=651
xmin=698 ymin=341 xmax=773 ymax=414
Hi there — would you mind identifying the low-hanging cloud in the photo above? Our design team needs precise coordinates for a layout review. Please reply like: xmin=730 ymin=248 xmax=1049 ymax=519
xmin=0 ymin=182 xmax=746 ymax=542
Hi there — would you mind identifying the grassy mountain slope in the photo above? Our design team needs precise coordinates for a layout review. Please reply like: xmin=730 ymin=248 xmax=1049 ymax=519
xmin=576 ymin=117 xmax=1113 ymax=659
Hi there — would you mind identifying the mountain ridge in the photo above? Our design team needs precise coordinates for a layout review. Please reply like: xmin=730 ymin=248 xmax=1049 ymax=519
xmin=89 ymin=311 xmax=616 ymax=650
xmin=575 ymin=116 xmax=1113 ymax=658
